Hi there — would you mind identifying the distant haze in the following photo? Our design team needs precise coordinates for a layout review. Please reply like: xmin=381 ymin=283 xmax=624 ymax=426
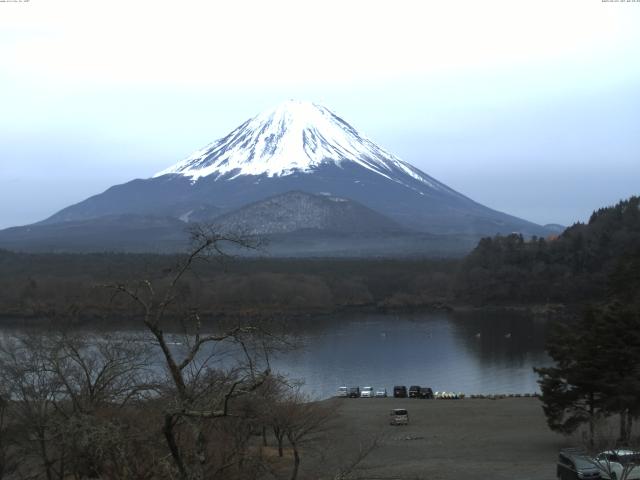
xmin=1 ymin=0 xmax=638 ymax=229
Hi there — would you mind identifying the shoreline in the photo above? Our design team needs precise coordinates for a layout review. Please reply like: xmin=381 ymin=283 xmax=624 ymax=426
xmin=0 ymin=301 xmax=575 ymax=326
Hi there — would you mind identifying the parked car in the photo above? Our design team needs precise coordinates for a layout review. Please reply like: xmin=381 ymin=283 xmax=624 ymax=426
xmin=348 ymin=387 xmax=360 ymax=398
xmin=393 ymin=386 xmax=407 ymax=398
xmin=375 ymin=388 xmax=388 ymax=398
xmin=409 ymin=385 xmax=421 ymax=398
xmin=435 ymin=391 xmax=459 ymax=399
xmin=337 ymin=386 xmax=348 ymax=397
xmin=389 ymin=408 xmax=409 ymax=426
xmin=419 ymin=387 xmax=434 ymax=399
xmin=557 ymin=448 xmax=602 ymax=480
xmin=594 ymin=449 xmax=640 ymax=480
xmin=360 ymin=386 xmax=374 ymax=398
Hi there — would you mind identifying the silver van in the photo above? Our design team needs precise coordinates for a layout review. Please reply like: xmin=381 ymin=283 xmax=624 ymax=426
xmin=389 ymin=408 xmax=409 ymax=426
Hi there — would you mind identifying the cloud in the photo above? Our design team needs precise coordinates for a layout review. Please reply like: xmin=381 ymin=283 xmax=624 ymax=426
xmin=1 ymin=0 xmax=638 ymax=88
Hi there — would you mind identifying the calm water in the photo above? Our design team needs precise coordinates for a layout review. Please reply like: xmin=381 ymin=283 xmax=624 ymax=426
xmin=0 ymin=310 xmax=553 ymax=399
xmin=269 ymin=310 xmax=553 ymax=399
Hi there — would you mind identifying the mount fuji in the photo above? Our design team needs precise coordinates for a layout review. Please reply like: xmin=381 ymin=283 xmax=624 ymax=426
xmin=154 ymin=100 xmax=458 ymax=191
xmin=0 ymin=100 xmax=550 ymax=254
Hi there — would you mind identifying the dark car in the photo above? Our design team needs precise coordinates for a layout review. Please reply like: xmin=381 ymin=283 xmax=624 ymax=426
xmin=419 ymin=387 xmax=434 ymax=399
xmin=348 ymin=387 xmax=360 ymax=398
xmin=557 ymin=448 xmax=601 ymax=480
xmin=393 ymin=386 xmax=407 ymax=398
xmin=408 ymin=385 xmax=421 ymax=398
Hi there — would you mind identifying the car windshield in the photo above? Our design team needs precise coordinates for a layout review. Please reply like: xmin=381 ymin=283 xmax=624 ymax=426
xmin=363 ymin=387 xmax=372 ymax=391
xmin=394 ymin=409 xmax=408 ymax=415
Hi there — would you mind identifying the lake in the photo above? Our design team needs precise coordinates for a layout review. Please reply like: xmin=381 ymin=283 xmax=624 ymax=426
xmin=0 ymin=310 xmax=553 ymax=400
xmin=269 ymin=310 xmax=553 ymax=399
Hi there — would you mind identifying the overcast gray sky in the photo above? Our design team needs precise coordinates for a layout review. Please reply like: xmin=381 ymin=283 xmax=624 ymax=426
xmin=1 ymin=0 xmax=639 ymax=229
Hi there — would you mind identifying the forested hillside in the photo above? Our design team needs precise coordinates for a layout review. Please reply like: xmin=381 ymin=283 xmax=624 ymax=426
xmin=0 ymin=196 xmax=637 ymax=320
xmin=455 ymin=196 xmax=640 ymax=305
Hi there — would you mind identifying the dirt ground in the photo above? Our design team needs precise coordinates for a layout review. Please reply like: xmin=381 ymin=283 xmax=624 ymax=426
xmin=299 ymin=397 xmax=568 ymax=480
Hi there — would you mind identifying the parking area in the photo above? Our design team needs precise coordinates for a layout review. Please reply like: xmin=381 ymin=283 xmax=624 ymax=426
xmin=303 ymin=397 xmax=567 ymax=480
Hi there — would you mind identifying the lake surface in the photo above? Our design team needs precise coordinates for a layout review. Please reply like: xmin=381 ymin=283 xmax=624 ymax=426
xmin=0 ymin=310 xmax=553 ymax=400
xmin=269 ymin=310 xmax=553 ymax=399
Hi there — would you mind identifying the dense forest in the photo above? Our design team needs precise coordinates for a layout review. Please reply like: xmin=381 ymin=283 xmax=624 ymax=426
xmin=0 ymin=252 xmax=457 ymax=321
xmin=454 ymin=196 xmax=640 ymax=307
xmin=0 ymin=196 xmax=637 ymax=321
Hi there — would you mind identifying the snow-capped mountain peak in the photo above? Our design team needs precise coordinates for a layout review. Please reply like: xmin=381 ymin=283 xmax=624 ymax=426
xmin=153 ymin=100 xmax=451 ymax=194
xmin=18 ymin=100 xmax=550 ymax=243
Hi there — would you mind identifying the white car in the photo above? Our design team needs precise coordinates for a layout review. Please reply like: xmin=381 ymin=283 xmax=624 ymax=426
xmin=337 ymin=386 xmax=348 ymax=397
xmin=375 ymin=388 xmax=387 ymax=397
xmin=595 ymin=449 xmax=640 ymax=480
xmin=360 ymin=386 xmax=374 ymax=398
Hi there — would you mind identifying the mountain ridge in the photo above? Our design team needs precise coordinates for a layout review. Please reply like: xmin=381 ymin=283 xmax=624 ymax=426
xmin=2 ymin=100 xmax=553 ymax=254
xmin=212 ymin=190 xmax=407 ymax=235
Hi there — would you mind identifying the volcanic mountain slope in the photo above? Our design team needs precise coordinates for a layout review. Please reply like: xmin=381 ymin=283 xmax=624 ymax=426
xmin=37 ymin=100 xmax=549 ymax=237
xmin=0 ymin=192 xmax=478 ymax=256
xmin=213 ymin=191 xmax=405 ymax=235
xmin=0 ymin=195 xmax=403 ymax=254
xmin=0 ymin=101 xmax=549 ymax=253
xmin=0 ymin=215 xmax=189 ymax=253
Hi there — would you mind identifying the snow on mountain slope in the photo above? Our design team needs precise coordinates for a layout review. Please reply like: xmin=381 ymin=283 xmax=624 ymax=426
xmin=154 ymin=100 xmax=460 ymax=197
xmin=24 ymin=99 xmax=551 ymax=241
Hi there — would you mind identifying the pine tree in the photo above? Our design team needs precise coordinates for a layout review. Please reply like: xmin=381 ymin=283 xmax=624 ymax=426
xmin=535 ymin=314 xmax=607 ymax=445
xmin=535 ymin=304 xmax=640 ymax=444
xmin=593 ymin=303 xmax=640 ymax=442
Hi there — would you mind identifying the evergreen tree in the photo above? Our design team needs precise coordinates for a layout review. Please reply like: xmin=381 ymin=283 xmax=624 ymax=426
xmin=534 ymin=313 xmax=607 ymax=445
xmin=535 ymin=304 xmax=640 ymax=444
xmin=593 ymin=303 xmax=640 ymax=442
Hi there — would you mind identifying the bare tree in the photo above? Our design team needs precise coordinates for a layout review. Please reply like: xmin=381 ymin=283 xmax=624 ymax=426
xmin=48 ymin=332 xmax=156 ymax=413
xmin=0 ymin=389 xmax=18 ymax=479
xmin=0 ymin=335 xmax=64 ymax=480
xmin=107 ymin=227 xmax=285 ymax=480
xmin=48 ymin=332 xmax=159 ymax=478
xmin=0 ymin=332 xmax=165 ymax=480
xmin=278 ymin=391 xmax=333 ymax=480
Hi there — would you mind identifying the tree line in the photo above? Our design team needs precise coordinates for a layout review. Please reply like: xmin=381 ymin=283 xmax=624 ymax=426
xmin=0 ymin=252 xmax=457 ymax=321
xmin=455 ymin=196 xmax=640 ymax=307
